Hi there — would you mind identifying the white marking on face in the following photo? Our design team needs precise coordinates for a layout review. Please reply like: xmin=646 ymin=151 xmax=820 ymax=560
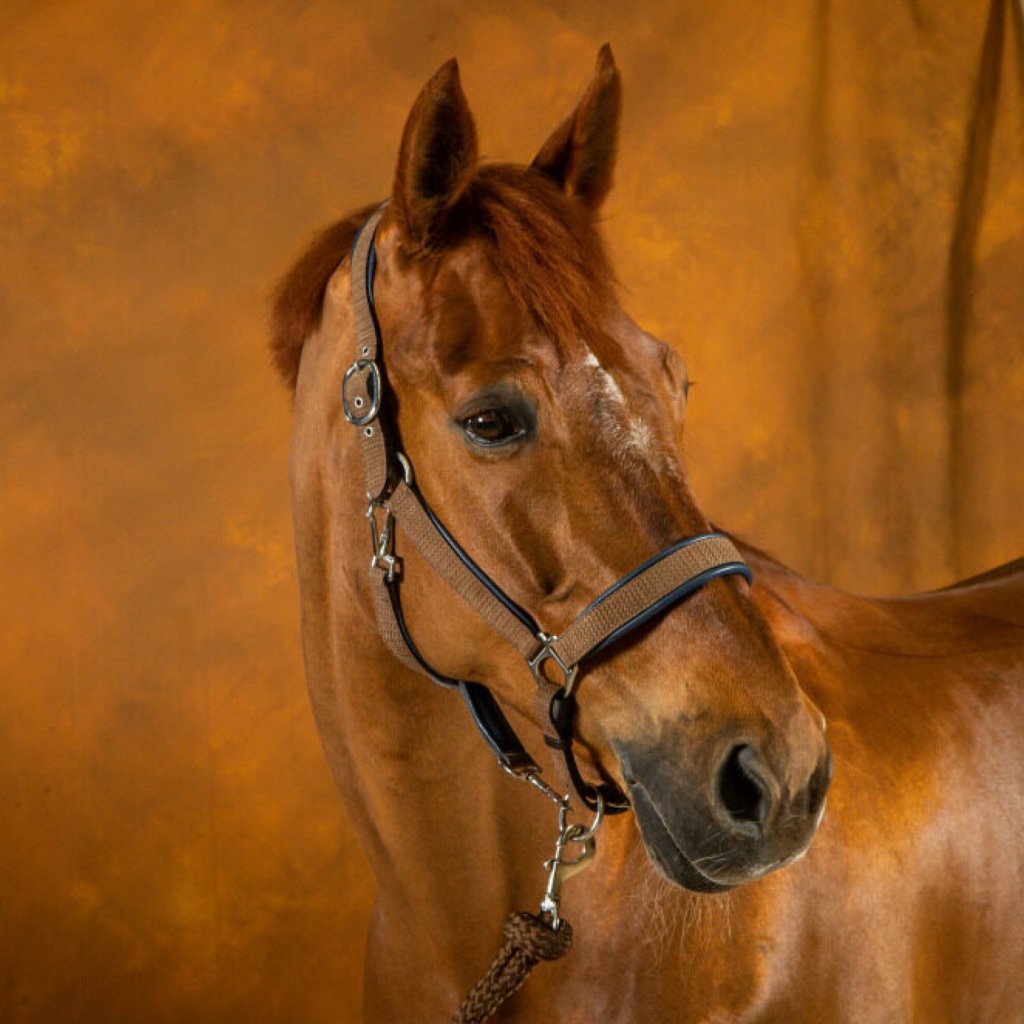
xmin=581 ymin=348 xmax=656 ymax=463
xmin=582 ymin=344 xmax=625 ymax=406
xmin=597 ymin=366 xmax=625 ymax=405
xmin=625 ymin=415 xmax=655 ymax=454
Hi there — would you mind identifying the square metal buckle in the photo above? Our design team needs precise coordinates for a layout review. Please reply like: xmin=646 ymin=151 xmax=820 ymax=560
xmin=342 ymin=358 xmax=382 ymax=426
xmin=529 ymin=635 xmax=579 ymax=697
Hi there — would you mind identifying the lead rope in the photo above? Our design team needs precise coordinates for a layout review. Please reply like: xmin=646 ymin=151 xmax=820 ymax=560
xmin=451 ymin=784 xmax=602 ymax=1022
xmin=451 ymin=912 xmax=573 ymax=1024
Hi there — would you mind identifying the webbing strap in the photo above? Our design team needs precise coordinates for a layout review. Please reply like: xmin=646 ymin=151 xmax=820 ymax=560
xmin=346 ymin=206 xmax=390 ymax=500
xmin=550 ymin=534 xmax=751 ymax=668
xmin=388 ymin=481 xmax=542 ymax=661
xmin=367 ymin=535 xmax=542 ymax=775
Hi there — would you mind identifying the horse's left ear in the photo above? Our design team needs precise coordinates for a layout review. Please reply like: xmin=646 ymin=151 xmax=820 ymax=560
xmin=530 ymin=43 xmax=622 ymax=211
xmin=392 ymin=59 xmax=478 ymax=247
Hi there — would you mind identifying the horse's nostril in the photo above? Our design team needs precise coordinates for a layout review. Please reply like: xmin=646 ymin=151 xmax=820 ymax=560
xmin=717 ymin=745 xmax=771 ymax=834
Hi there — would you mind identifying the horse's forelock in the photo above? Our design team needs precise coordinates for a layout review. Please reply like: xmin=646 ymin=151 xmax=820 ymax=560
xmin=270 ymin=167 xmax=615 ymax=391
xmin=469 ymin=165 xmax=616 ymax=352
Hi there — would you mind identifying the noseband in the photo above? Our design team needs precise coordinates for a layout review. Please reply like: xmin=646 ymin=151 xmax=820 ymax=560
xmin=341 ymin=206 xmax=752 ymax=817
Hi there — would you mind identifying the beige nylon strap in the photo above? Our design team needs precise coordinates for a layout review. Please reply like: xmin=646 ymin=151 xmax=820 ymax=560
xmin=549 ymin=535 xmax=747 ymax=669
xmin=382 ymin=477 xmax=747 ymax=681
xmin=387 ymin=481 xmax=542 ymax=661
xmin=347 ymin=205 xmax=390 ymax=500
xmin=367 ymin=567 xmax=432 ymax=678
xmin=345 ymin=204 xmax=543 ymax=680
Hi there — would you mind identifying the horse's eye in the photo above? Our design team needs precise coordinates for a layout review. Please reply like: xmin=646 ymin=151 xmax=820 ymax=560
xmin=461 ymin=408 xmax=525 ymax=446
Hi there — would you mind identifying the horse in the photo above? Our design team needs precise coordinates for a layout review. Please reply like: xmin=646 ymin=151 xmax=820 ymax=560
xmin=272 ymin=46 xmax=1024 ymax=1022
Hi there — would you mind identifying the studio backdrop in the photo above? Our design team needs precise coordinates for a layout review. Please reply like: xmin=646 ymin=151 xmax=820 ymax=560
xmin=2 ymin=1 xmax=1022 ymax=1021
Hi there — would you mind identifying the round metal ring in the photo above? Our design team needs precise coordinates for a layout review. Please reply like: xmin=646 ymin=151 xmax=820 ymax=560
xmin=342 ymin=359 xmax=382 ymax=426
xmin=572 ymin=791 xmax=604 ymax=841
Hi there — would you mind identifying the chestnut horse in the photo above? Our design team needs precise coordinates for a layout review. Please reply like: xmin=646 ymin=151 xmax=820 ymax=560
xmin=274 ymin=48 xmax=1024 ymax=1022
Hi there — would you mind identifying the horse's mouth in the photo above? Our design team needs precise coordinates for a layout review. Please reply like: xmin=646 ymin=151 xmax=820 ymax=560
xmin=628 ymin=777 xmax=820 ymax=893
xmin=628 ymin=780 xmax=738 ymax=893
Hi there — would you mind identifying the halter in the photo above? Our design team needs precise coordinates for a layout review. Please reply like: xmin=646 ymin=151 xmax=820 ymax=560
xmin=341 ymin=205 xmax=753 ymax=817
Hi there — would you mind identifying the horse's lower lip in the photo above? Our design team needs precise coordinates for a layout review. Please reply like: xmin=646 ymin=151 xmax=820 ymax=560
xmin=628 ymin=782 xmax=738 ymax=894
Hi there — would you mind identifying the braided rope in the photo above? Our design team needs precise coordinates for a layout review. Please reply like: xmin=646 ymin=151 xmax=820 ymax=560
xmin=450 ymin=912 xmax=573 ymax=1023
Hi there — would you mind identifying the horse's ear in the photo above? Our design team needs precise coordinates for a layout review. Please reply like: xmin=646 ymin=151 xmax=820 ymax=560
xmin=530 ymin=43 xmax=621 ymax=210
xmin=392 ymin=59 xmax=478 ymax=247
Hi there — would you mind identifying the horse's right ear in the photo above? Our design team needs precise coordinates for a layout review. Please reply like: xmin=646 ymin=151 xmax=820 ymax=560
xmin=530 ymin=44 xmax=621 ymax=211
xmin=392 ymin=59 xmax=478 ymax=248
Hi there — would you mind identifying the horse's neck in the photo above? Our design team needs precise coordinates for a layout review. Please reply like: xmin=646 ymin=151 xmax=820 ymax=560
xmin=298 ymin=538 xmax=551 ymax=933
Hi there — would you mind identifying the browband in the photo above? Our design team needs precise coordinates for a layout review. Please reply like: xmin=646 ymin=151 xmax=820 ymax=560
xmin=341 ymin=205 xmax=752 ymax=813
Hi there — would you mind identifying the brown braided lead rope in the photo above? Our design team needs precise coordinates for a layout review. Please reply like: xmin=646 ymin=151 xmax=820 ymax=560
xmin=451 ymin=912 xmax=574 ymax=1023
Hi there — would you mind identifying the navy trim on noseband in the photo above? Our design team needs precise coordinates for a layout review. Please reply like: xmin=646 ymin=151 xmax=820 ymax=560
xmin=587 ymin=562 xmax=753 ymax=660
xmin=419 ymin=490 xmax=543 ymax=635
xmin=575 ymin=533 xmax=748 ymax=619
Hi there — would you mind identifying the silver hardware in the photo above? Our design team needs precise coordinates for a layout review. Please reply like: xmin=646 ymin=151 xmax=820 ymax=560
xmin=500 ymin=761 xmax=566 ymax=808
xmin=529 ymin=634 xmax=579 ymax=697
xmin=353 ymin=396 xmax=364 ymax=409
xmin=342 ymin=358 xmax=382 ymax=425
xmin=364 ymin=426 xmax=373 ymax=437
xmin=502 ymin=761 xmax=604 ymax=929
xmin=395 ymin=451 xmax=414 ymax=486
xmin=539 ymin=794 xmax=603 ymax=929
xmin=367 ymin=501 xmax=400 ymax=581
xmin=361 ymin=345 xmax=370 ymax=356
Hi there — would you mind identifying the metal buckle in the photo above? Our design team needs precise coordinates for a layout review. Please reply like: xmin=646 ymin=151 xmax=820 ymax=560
xmin=500 ymin=761 xmax=566 ymax=808
xmin=342 ymin=358 xmax=382 ymax=426
xmin=500 ymin=762 xmax=603 ymax=930
xmin=395 ymin=450 xmax=414 ymax=486
xmin=529 ymin=634 xmax=579 ymax=697
xmin=366 ymin=501 xmax=399 ymax=581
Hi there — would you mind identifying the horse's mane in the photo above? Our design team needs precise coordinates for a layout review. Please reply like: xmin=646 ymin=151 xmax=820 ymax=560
xmin=270 ymin=202 xmax=378 ymax=391
xmin=270 ymin=165 xmax=615 ymax=391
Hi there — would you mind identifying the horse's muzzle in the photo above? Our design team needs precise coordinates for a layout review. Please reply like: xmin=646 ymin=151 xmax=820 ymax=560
xmin=615 ymin=738 xmax=833 ymax=892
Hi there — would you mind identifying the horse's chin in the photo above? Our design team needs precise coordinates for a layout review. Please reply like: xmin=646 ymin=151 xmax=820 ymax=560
xmin=629 ymin=782 xmax=739 ymax=893
xmin=631 ymin=782 xmax=819 ymax=893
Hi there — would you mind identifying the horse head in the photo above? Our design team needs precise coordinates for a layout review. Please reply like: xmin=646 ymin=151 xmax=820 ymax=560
xmin=282 ymin=46 xmax=832 ymax=895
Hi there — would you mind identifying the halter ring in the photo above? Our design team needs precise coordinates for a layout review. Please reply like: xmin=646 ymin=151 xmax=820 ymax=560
xmin=529 ymin=636 xmax=579 ymax=697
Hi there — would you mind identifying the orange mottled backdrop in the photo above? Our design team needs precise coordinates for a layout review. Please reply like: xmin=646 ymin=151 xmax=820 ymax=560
xmin=2 ymin=1 xmax=1022 ymax=1021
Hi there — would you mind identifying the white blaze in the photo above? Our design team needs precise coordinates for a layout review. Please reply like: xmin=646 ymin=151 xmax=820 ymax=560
xmin=583 ymin=345 xmax=655 ymax=461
